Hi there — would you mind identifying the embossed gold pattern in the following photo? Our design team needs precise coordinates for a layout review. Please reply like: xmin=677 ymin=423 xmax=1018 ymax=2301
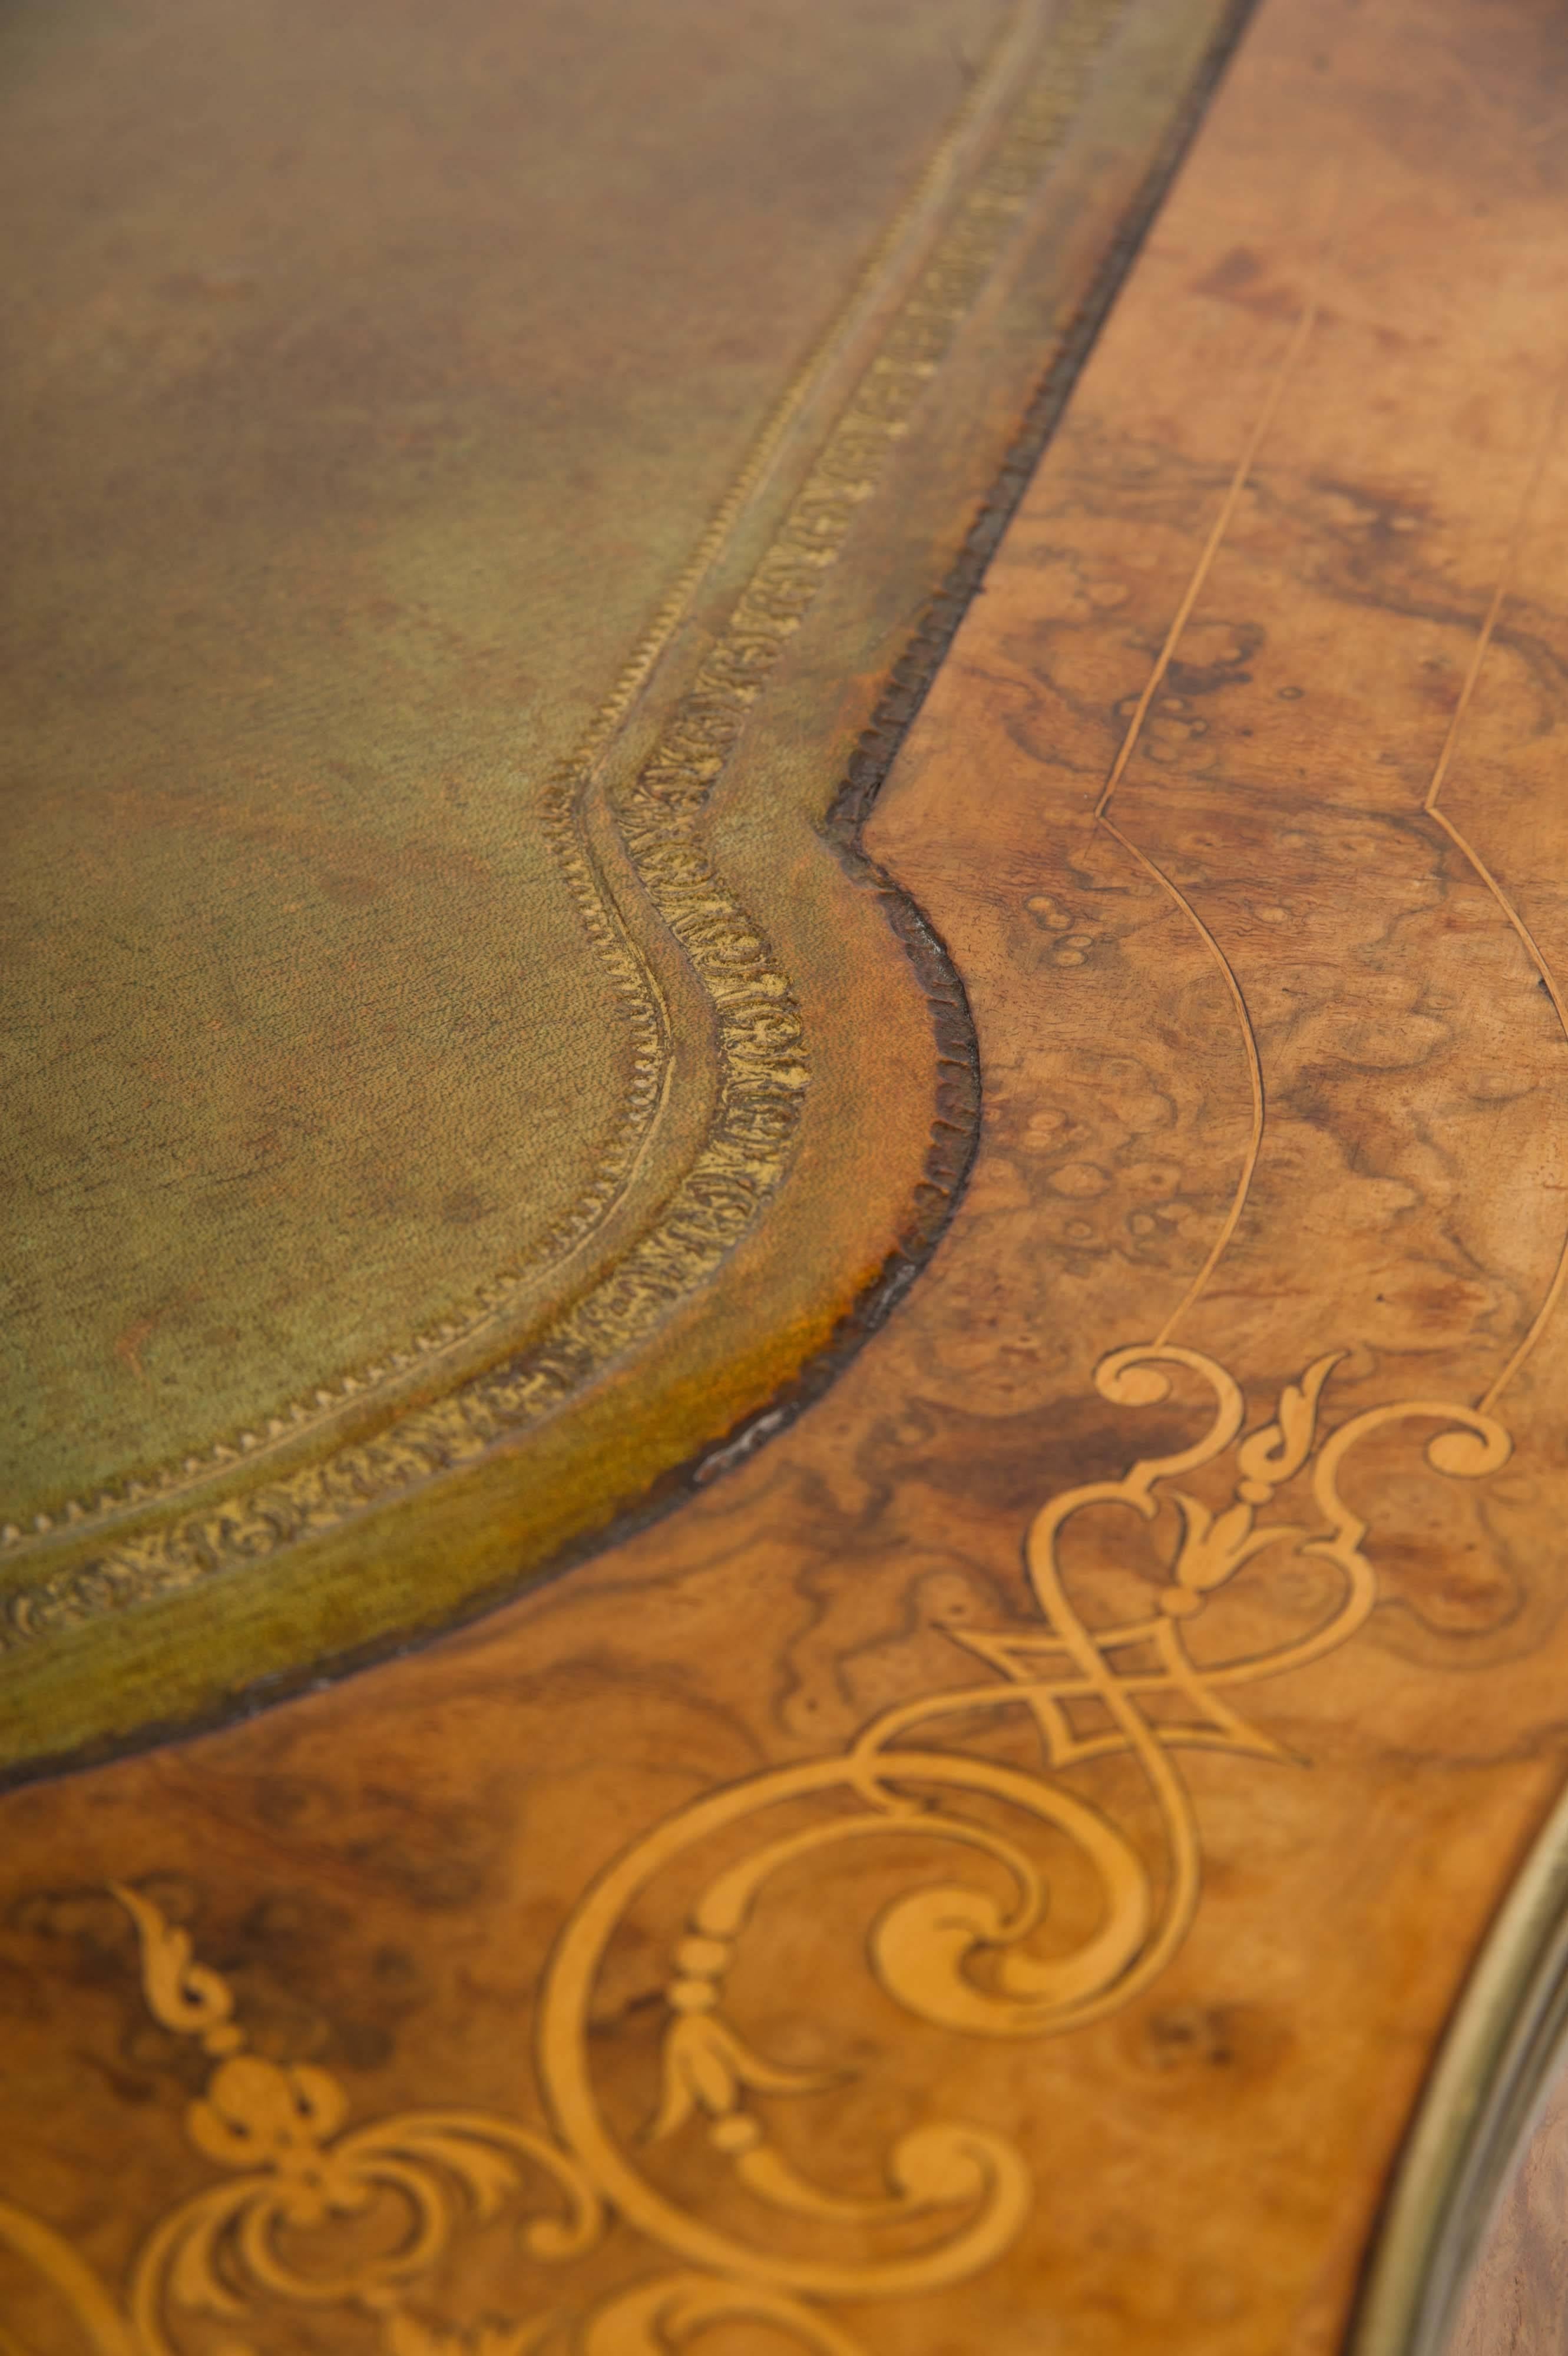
xmin=0 ymin=1344 xmax=1511 ymax=2351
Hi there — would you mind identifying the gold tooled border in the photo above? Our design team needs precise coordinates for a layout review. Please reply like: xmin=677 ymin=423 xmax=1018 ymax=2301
xmin=1349 ymin=1781 xmax=1568 ymax=2355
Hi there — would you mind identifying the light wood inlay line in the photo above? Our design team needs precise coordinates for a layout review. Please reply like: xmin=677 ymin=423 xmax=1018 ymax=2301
xmin=1093 ymin=293 xmax=1322 ymax=820
xmin=1092 ymin=174 xmax=1343 ymax=1344
xmin=1098 ymin=816 xmax=1266 ymax=1350
xmin=1420 ymin=362 xmax=1568 ymax=1415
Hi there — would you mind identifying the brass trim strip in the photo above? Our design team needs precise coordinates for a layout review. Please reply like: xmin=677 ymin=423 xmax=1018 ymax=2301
xmin=1348 ymin=1782 xmax=1568 ymax=2356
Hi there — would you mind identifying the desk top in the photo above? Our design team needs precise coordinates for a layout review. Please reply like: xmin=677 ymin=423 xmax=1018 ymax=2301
xmin=5 ymin=0 xmax=1568 ymax=2351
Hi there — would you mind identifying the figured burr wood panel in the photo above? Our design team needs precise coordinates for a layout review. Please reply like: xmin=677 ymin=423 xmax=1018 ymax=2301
xmin=6 ymin=0 xmax=1568 ymax=2351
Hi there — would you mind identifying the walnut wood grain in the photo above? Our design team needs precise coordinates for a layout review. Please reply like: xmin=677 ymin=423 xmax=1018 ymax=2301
xmin=5 ymin=0 xmax=1568 ymax=2350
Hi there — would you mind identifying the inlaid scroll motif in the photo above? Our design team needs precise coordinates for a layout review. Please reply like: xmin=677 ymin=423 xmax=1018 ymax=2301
xmin=0 ymin=1345 xmax=1510 ymax=2354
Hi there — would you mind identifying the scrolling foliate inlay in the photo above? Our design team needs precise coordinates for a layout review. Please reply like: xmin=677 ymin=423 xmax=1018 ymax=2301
xmin=0 ymin=1344 xmax=1510 ymax=2353
xmin=0 ymin=0 xmax=1136 ymax=1644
